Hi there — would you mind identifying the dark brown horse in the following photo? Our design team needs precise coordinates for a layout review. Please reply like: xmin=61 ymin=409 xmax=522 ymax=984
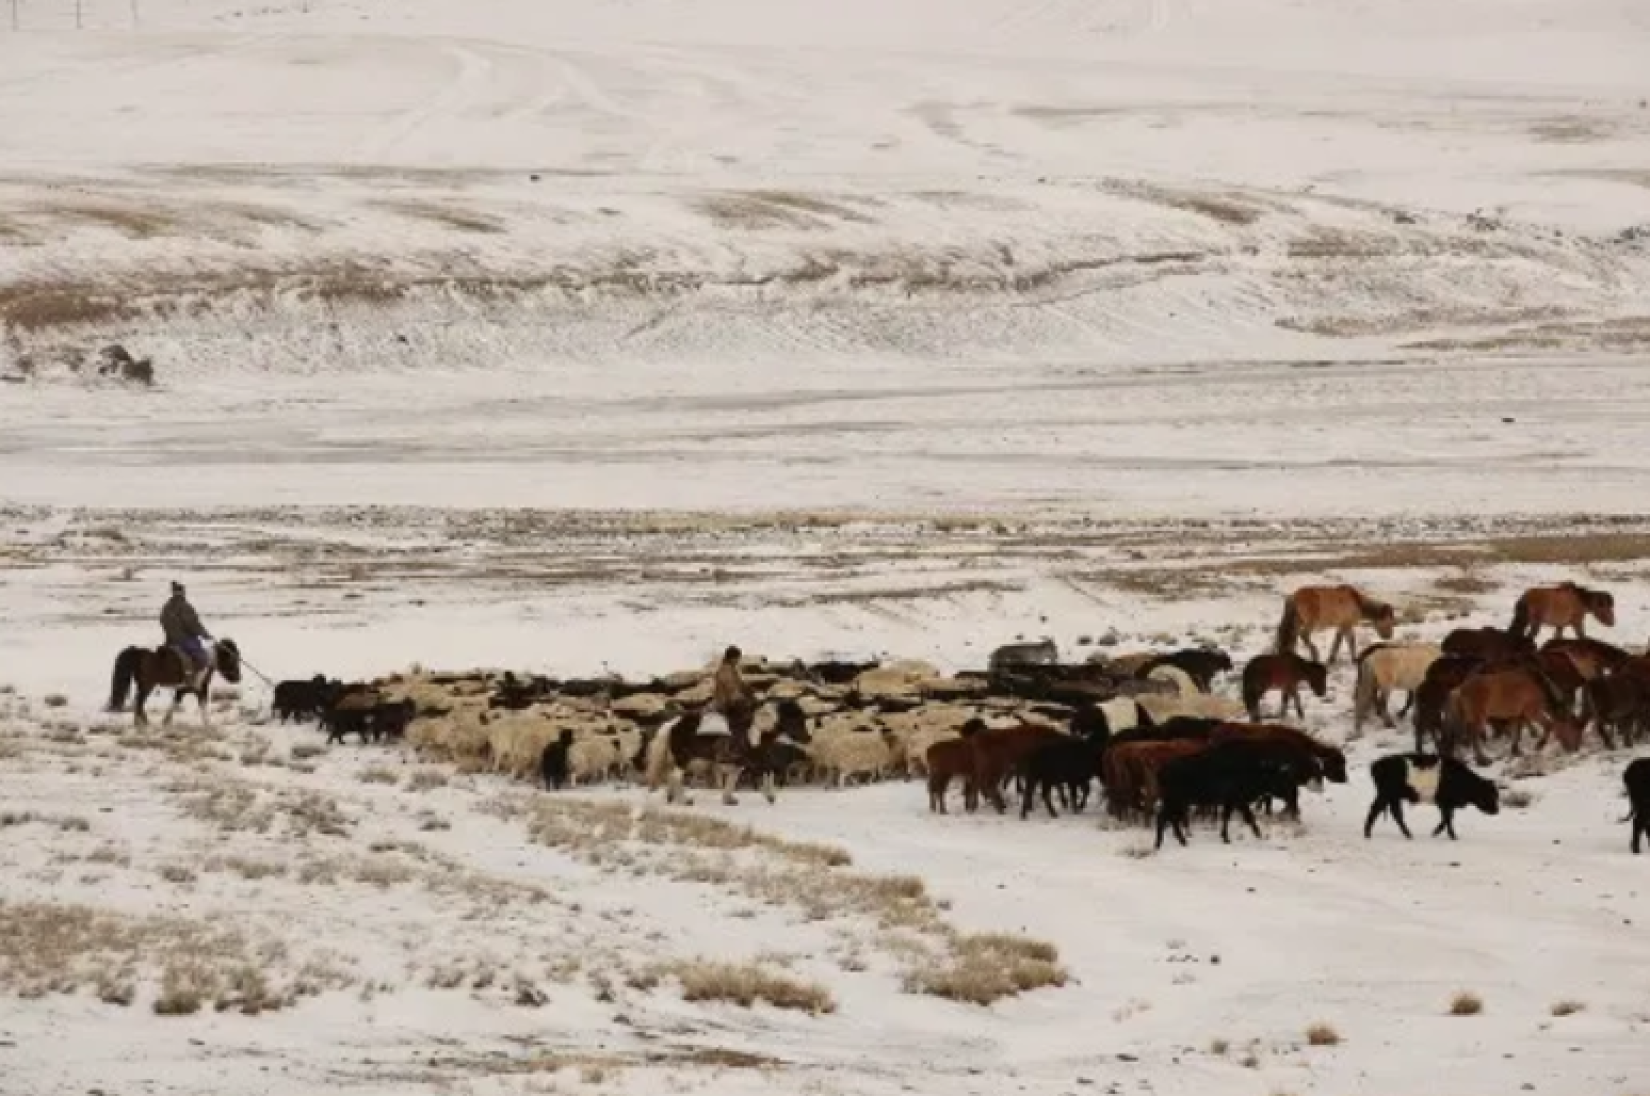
xmin=1241 ymin=652 xmax=1328 ymax=721
xmin=1541 ymin=636 xmax=1633 ymax=682
xmin=658 ymin=699 xmax=811 ymax=806
xmin=1274 ymin=584 xmax=1397 ymax=664
xmin=108 ymin=638 xmax=242 ymax=727
xmin=1441 ymin=625 xmax=1534 ymax=663
xmin=1445 ymin=666 xmax=1583 ymax=765
xmin=1510 ymin=582 xmax=1615 ymax=642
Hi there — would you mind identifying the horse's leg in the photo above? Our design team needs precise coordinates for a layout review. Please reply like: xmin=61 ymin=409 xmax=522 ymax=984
xmin=1302 ymin=629 xmax=1323 ymax=664
xmin=197 ymin=687 xmax=212 ymax=728
xmin=133 ymin=682 xmax=151 ymax=727
xmin=721 ymin=764 xmax=739 ymax=806
xmin=163 ymin=687 xmax=184 ymax=728
xmin=1345 ymin=627 xmax=1359 ymax=664
xmin=762 ymin=767 xmax=776 ymax=806
xmin=1472 ymin=722 xmax=1492 ymax=767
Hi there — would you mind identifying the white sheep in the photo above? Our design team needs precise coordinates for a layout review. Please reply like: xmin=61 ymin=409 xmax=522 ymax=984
xmin=808 ymin=727 xmax=899 ymax=788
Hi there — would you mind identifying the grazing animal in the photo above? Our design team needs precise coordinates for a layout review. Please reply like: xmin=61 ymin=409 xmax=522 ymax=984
xmin=1018 ymin=718 xmax=1111 ymax=819
xmin=1511 ymin=581 xmax=1616 ymax=643
xmin=1095 ymin=695 xmax=1153 ymax=736
xmin=969 ymin=722 xmax=1065 ymax=813
xmin=988 ymin=638 xmax=1058 ymax=673
xmin=1441 ymin=626 xmax=1534 ymax=663
xmin=371 ymin=697 xmax=417 ymax=742
xmin=323 ymin=686 xmax=380 ymax=744
xmin=1585 ymin=673 xmax=1650 ymax=750
xmin=1100 ymin=738 xmax=1207 ymax=821
xmin=273 ymin=675 xmax=335 ymax=724
xmin=1208 ymin=721 xmax=1346 ymax=818
xmin=1275 ymin=584 xmax=1396 ymax=664
xmin=539 ymin=729 xmax=575 ymax=790
xmin=1411 ymin=654 xmax=1486 ymax=752
xmin=1353 ymin=642 xmax=1442 ymax=731
xmin=1542 ymin=637 xmax=1634 ymax=682
xmin=107 ymin=637 xmax=243 ymax=728
xmin=1445 ymin=666 xmax=1584 ymax=765
xmin=1241 ymin=652 xmax=1328 ymax=722
xmin=1136 ymin=648 xmax=1233 ymax=692
xmin=1363 ymin=753 xmax=1500 ymax=840
xmin=1145 ymin=663 xmax=1200 ymax=697
xmin=926 ymin=718 xmax=987 ymax=814
xmin=1154 ymin=739 xmax=1312 ymax=849
xmin=1625 ymin=757 xmax=1650 ymax=854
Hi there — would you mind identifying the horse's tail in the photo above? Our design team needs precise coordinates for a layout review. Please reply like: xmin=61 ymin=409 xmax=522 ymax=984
xmin=1508 ymin=595 xmax=1531 ymax=639
xmin=645 ymin=720 xmax=678 ymax=790
xmin=108 ymin=647 xmax=141 ymax=712
xmin=1275 ymin=596 xmax=1300 ymax=654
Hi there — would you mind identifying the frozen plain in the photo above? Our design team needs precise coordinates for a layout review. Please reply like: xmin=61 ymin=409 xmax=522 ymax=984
xmin=4 ymin=0 xmax=1650 ymax=1093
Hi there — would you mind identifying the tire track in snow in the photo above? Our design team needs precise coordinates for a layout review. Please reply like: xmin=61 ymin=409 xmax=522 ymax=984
xmin=355 ymin=41 xmax=496 ymax=162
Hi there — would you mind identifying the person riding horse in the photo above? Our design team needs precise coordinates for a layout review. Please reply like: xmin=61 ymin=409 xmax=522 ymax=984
xmin=160 ymin=581 xmax=213 ymax=680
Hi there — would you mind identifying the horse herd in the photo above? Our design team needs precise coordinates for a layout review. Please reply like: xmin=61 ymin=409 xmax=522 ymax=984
xmin=936 ymin=580 xmax=1649 ymax=852
xmin=101 ymin=579 xmax=1650 ymax=853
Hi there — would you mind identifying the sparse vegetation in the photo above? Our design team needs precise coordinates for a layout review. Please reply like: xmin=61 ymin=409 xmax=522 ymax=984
xmin=1502 ymin=787 xmax=1536 ymax=809
xmin=1550 ymin=999 xmax=1585 ymax=1017
xmin=1209 ymin=1037 xmax=1230 ymax=1056
xmin=43 ymin=693 xmax=68 ymax=709
xmin=1305 ymin=1021 xmax=1342 ymax=1046
xmin=665 ymin=959 xmax=836 ymax=1015
xmin=1450 ymin=991 xmax=1484 ymax=1016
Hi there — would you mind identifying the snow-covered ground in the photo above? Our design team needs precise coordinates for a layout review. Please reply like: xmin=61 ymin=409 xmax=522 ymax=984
xmin=5 ymin=0 xmax=1650 ymax=1092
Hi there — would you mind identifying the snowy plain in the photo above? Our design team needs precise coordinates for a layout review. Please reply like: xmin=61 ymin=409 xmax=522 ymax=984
xmin=4 ymin=0 xmax=1650 ymax=1093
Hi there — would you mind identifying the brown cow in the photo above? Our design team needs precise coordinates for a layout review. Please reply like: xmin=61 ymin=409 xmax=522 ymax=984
xmin=924 ymin=718 xmax=986 ymax=814
xmin=1101 ymin=739 xmax=1207 ymax=822
xmin=970 ymin=723 xmax=1065 ymax=813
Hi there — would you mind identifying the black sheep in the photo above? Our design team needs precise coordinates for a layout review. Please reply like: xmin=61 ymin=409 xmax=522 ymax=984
xmin=1364 ymin=752 xmax=1500 ymax=841
xmin=540 ymin=729 xmax=576 ymax=791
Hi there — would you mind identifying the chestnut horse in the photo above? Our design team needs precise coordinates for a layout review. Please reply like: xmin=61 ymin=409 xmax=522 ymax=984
xmin=1510 ymin=581 xmax=1615 ymax=642
xmin=107 ymin=638 xmax=243 ymax=727
xmin=1241 ymin=652 xmax=1329 ymax=722
xmin=1444 ymin=666 xmax=1583 ymax=765
xmin=1274 ymin=584 xmax=1396 ymax=664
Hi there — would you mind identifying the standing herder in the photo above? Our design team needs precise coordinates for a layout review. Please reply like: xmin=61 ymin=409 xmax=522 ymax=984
xmin=711 ymin=645 xmax=756 ymax=732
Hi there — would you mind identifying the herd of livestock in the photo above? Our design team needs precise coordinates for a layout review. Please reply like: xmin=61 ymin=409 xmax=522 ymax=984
xmin=255 ymin=580 xmax=1650 ymax=854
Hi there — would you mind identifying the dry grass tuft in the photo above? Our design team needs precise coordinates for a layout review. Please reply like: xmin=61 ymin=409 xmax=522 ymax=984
xmin=513 ymin=795 xmax=1063 ymax=1006
xmin=902 ymin=931 xmax=1069 ymax=1006
xmin=1550 ymin=999 xmax=1586 ymax=1017
xmin=1209 ymin=1037 xmax=1230 ymax=1056
xmin=0 ymin=811 xmax=90 ymax=833
xmin=1305 ymin=1021 xmax=1342 ymax=1046
xmin=1502 ymin=787 xmax=1536 ymax=809
xmin=0 ymin=899 xmax=349 ymax=1011
xmin=1450 ymin=990 xmax=1484 ymax=1016
xmin=43 ymin=693 xmax=68 ymax=709
xmin=665 ymin=959 xmax=836 ymax=1015
xmin=357 ymin=765 xmax=400 ymax=786
xmin=405 ymin=768 xmax=449 ymax=792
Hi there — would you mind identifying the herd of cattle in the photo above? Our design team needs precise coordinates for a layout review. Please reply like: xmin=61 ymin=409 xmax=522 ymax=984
xmin=265 ymin=581 xmax=1650 ymax=854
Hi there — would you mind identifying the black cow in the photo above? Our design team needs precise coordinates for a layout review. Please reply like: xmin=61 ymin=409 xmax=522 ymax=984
xmin=1625 ymin=757 xmax=1650 ymax=854
xmin=371 ymin=698 xmax=417 ymax=742
xmin=1154 ymin=739 xmax=1311 ymax=849
xmin=273 ymin=675 xmax=335 ymax=723
xmin=540 ymin=729 xmax=576 ymax=791
xmin=1364 ymin=753 xmax=1500 ymax=840
xmin=1018 ymin=720 xmax=1111 ymax=820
